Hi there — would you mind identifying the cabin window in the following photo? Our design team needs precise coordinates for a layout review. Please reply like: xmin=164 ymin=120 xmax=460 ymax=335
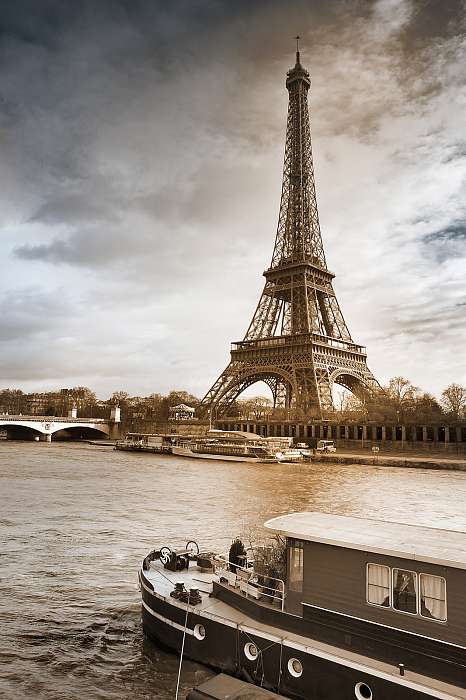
xmin=366 ymin=564 xmax=447 ymax=622
xmin=420 ymin=574 xmax=447 ymax=621
xmin=392 ymin=569 xmax=418 ymax=615
xmin=366 ymin=564 xmax=390 ymax=607
xmin=289 ymin=539 xmax=304 ymax=592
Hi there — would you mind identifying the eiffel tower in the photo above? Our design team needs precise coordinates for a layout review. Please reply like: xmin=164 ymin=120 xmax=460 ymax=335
xmin=201 ymin=40 xmax=379 ymax=419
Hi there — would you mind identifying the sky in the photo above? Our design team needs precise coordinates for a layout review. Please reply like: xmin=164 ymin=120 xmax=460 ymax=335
xmin=1 ymin=0 xmax=465 ymax=401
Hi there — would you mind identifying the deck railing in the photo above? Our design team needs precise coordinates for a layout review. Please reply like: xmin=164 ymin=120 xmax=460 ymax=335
xmin=214 ymin=555 xmax=285 ymax=611
xmin=231 ymin=332 xmax=366 ymax=355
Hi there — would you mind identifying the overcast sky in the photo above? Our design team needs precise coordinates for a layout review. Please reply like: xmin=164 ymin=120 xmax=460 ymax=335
xmin=1 ymin=0 xmax=465 ymax=400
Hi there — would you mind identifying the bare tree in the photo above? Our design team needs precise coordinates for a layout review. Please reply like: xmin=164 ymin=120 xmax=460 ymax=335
xmin=111 ymin=391 xmax=129 ymax=405
xmin=441 ymin=384 xmax=466 ymax=419
xmin=387 ymin=377 xmax=419 ymax=405
xmin=237 ymin=396 xmax=272 ymax=420
xmin=385 ymin=377 xmax=419 ymax=422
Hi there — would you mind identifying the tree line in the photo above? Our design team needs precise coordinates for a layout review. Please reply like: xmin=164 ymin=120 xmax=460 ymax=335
xmin=1 ymin=379 xmax=465 ymax=423
xmin=236 ymin=378 xmax=466 ymax=423
xmin=0 ymin=387 xmax=200 ymax=421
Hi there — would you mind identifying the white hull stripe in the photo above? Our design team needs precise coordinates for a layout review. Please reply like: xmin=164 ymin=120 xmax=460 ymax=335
xmin=142 ymin=600 xmax=194 ymax=636
xmin=303 ymin=603 xmax=466 ymax=652
xmin=239 ymin=624 xmax=282 ymax=644
xmin=141 ymin=583 xmax=461 ymax=700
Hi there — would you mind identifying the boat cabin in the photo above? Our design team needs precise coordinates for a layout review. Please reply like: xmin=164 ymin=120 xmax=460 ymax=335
xmin=120 ymin=433 xmax=173 ymax=451
xmin=142 ymin=512 xmax=466 ymax=695
xmin=264 ymin=512 xmax=466 ymax=648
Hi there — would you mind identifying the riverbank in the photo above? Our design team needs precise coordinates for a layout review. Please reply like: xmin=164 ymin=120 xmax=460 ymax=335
xmin=88 ymin=439 xmax=466 ymax=470
xmin=313 ymin=450 xmax=466 ymax=471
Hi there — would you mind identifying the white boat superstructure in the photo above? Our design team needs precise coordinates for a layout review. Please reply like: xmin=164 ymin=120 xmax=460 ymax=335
xmin=172 ymin=430 xmax=278 ymax=462
xmin=276 ymin=449 xmax=306 ymax=463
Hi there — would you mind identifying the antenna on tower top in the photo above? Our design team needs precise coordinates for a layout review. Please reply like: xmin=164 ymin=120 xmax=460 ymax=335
xmin=295 ymin=35 xmax=300 ymax=64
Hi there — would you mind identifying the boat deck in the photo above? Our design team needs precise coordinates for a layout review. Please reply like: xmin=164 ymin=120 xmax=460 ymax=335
xmin=142 ymin=561 xmax=466 ymax=700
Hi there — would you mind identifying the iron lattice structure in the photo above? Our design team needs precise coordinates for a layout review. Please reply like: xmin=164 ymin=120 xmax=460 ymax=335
xmin=201 ymin=47 xmax=379 ymax=418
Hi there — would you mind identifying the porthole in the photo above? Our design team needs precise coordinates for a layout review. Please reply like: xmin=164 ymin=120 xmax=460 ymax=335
xmin=193 ymin=623 xmax=205 ymax=640
xmin=287 ymin=657 xmax=303 ymax=678
xmin=355 ymin=682 xmax=373 ymax=700
xmin=244 ymin=642 xmax=259 ymax=661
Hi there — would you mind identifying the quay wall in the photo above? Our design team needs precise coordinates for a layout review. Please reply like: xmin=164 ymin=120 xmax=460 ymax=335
xmin=121 ymin=418 xmax=209 ymax=437
xmin=215 ymin=420 xmax=466 ymax=455
xmin=311 ymin=452 xmax=466 ymax=471
xmin=121 ymin=417 xmax=466 ymax=455
xmin=119 ymin=417 xmax=466 ymax=469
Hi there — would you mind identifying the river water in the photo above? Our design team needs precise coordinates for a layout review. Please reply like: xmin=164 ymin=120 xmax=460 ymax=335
xmin=1 ymin=442 xmax=465 ymax=699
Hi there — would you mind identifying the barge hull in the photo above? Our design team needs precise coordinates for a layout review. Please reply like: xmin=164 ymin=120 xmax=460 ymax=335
xmin=140 ymin=572 xmax=461 ymax=700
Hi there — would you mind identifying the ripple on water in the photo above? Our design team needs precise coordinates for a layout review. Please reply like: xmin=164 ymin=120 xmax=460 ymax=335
xmin=1 ymin=441 xmax=465 ymax=698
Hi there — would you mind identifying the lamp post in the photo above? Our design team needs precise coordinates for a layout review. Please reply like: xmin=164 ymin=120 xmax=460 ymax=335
xmin=361 ymin=401 xmax=367 ymax=450
xmin=208 ymin=405 xmax=217 ymax=432
xmin=396 ymin=410 xmax=404 ymax=450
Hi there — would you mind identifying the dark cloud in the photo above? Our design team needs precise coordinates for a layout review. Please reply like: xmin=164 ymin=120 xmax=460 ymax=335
xmin=400 ymin=0 xmax=466 ymax=49
xmin=0 ymin=0 xmax=465 ymax=395
xmin=0 ymin=287 xmax=70 ymax=341
xmin=424 ymin=221 xmax=466 ymax=244
xmin=421 ymin=220 xmax=466 ymax=263
xmin=28 ymin=193 xmax=121 ymax=226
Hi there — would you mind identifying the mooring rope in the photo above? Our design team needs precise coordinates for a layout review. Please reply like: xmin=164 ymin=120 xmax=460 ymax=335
xmin=278 ymin=639 xmax=283 ymax=692
xmin=240 ymin=628 xmax=282 ymax=688
xmin=175 ymin=601 xmax=190 ymax=700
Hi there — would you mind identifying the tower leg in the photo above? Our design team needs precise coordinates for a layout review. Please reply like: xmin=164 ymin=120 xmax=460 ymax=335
xmin=272 ymin=380 xmax=288 ymax=409
xmin=315 ymin=368 xmax=334 ymax=415
xmin=285 ymin=385 xmax=292 ymax=410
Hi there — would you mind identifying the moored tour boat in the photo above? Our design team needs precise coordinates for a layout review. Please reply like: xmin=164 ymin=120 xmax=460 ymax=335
xmin=139 ymin=512 xmax=466 ymax=700
xmin=171 ymin=430 xmax=286 ymax=463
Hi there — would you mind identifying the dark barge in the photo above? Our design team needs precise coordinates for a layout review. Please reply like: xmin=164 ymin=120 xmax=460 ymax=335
xmin=139 ymin=513 xmax=466 ymax=699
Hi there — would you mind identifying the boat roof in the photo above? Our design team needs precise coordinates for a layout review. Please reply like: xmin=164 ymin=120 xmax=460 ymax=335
xmin=264 ymin=511 xmax=466 ymax=570
xmin=207 ymin=429 xmax=264 ymax=441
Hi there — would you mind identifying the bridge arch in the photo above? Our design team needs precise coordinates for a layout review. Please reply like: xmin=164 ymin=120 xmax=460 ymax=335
xmin=0 ymin=423 xmax=44 ymax=440
xmin=51 ymin=425 xmax=110 ymax=440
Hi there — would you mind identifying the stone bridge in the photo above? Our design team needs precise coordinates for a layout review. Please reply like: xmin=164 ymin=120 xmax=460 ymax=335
xmin=0 ymin=415 xmax=120 ymax=441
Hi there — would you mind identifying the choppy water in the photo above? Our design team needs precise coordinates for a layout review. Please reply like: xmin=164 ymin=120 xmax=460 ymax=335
xmin=1 ymin=442 xmax=466 ymax=699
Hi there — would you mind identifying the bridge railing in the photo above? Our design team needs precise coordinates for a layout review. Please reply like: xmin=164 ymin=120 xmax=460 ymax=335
xmin=0 ymin=415 xmax=108 ymax=423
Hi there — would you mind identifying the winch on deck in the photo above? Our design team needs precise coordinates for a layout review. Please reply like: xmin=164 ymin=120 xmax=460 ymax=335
xmin=143 ymin=540 xmax=205 ymax=572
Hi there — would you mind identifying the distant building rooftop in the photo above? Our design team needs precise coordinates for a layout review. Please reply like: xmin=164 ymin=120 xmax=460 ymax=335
xmin=169 ymin=403 xmax=196 ymax=421
xmin=264 ymin=511 xmax=466 ymax=570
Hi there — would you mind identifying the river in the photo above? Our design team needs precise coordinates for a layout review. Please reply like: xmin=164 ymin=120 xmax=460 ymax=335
xmin=1 ymin=441 xmax=465 ymax=699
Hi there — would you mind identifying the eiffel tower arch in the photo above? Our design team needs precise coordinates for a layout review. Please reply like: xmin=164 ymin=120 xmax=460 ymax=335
xmin=201 ymin=42 xmax=379 ymax=419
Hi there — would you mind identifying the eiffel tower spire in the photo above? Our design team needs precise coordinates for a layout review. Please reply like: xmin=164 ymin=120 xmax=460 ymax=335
xmin=272 ymin=36 xmax=326 ymax=270
xmin=201 ymin=44 xmax=379 ymax=418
